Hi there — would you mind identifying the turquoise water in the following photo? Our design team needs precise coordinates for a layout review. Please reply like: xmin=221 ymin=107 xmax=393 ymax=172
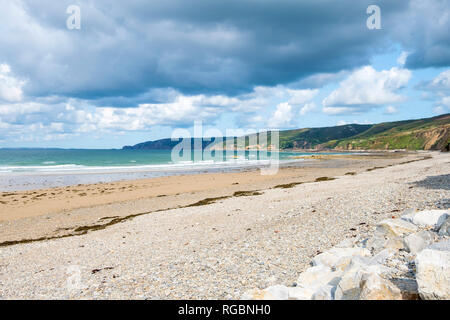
xmin=0 ymin=149 xmax=325 ymax=173
xmin=0 ymin=148 xmax=350 ymax=190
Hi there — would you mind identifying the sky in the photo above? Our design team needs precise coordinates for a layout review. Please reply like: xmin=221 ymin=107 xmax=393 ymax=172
xmin=0 ymin=0 xmax=449 ymax=149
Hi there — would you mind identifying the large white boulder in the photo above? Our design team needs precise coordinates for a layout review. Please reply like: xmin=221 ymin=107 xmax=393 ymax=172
xmin=359 ymin=273 xmax=402 ymax=300
xmin=368 ymin=248 xmax=397 ymax=265
xmin=366 ymin=219 xmax=417 ymax=253
xmin=290 ymin=265 xmax=342 ymax=300
xmin=312 ymin=247 xmax=371 ymax=269
xmin=334 ymin=264 xmax=387 ymax=300
xmin=333 ymin=255 xmax=362 ymax=272
xmin=332 ymin=249 xmax=395 ymax=271
xmin=366 ymin=234 xmax=405 ymax=253
xmin=402 ymin=210 xmax=449 ymax=230
xmin=311 ymin=285 xmax=334 ymax=300
xmin=287 ymin=287 xmax=315 ymax=300
xmin=297 ymin=265 xmax=341 ymax=287
xmin=438 ymin=216 xmax=450 ymax=236
xmin=376 ymin=219 xmax=418 ymax=238
xmin=415 ymin=240 xmax=450 ymax=300
xmin=403 ymin=231 xmax=435 ymax=255
xmin=334 ymin=268 xmax=365 ymax=300
xmin=390 ymin=278 xmax=420 ymax=300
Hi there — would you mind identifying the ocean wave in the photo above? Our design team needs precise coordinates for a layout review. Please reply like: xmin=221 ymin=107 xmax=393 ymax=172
xmin=0 ymin=164 xmax=84 ymax=171
xmin=0 ymin=158 xmax=298 ymax=175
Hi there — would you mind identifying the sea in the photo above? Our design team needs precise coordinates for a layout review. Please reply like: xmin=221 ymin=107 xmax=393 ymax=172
xmin=0 ymin=149 xmax=344 ymax=191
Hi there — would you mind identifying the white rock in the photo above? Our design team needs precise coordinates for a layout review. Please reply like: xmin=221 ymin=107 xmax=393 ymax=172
xmin=403 ymin=231 xmax=435 ymax=255
xmin=311 ymin=285 xmax=334 ymax=300
xmin=287 ymin=287 xmax=315 ymax=300
xmin=366 ymin=234 xmax=404 ymax=253
xmin=365 ymin=234 xmax=387 ymax=253
xmin=428 ymin=240 xmax=450 ymax=251
xmin=415 ymin=241 xmax=450 ymax=300
xmin=312 ymin=247 xmax=371 ymax=269
xmin=359 ymin=273 xmax=402 ymax=300
xmin=368 ymin=248 xmax=397 ymax=265
xmin=438 ymin=216 xmax=450 ymax=236
xmin=402 ymin=210 xmax=449 ymax=229
xmin=376 ymin=219 xmax=418 ymax=238
xmin=296 ymin=265 xmax=342 ymax=289
xmin=334 ymin=269 xmax=364 ymax=300
xmin=384 ymin=237 xmax=405 ymax=251
xmin=334 ymin=264 xmax=387 ymax=300
xmin=333 ymin=256 xmax=359 ymax=272
xmin=390 ymin=278 xmax=420 ymax=300
xmin=344 ymin=255 xmax=373 ymax=271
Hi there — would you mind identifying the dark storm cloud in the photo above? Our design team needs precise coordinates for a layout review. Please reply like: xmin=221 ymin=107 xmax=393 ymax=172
xmin=0 ymin=0 xmax=447 ymax=102
xmin=391 ymin=0 xmax=450 ymax=69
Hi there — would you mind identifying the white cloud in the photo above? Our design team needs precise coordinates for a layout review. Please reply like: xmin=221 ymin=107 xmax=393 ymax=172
xmin=397 ymin=51 xmax=410 ymax=66
xmin=0 ymin=63 xmax=25 ymax=102
xmin=323 ymin=106 xmax=358 ymax=115
xmin=248 ymin=115 xmax=264 ymax=123
xmin=232 ymin=86 xmax=318 ymax=114
xmin=0 ymin=85 xmax=317 ymax=141
xmin=384 ymin=105 xmax=398 ymax=114
xmin=440 ymin=96 xmax=450 ymax=107
xmin=428 ymin=70 xmax=450 ymax=92
xmin=288 ymin=89 xmax=318 ymax=105
xmin=432 ymin=96 xmax=450 ymax=115
xmin=322 ymin=66 xmax=411 ymax=114
xmin=0 ymin=80 xmax=320 ymax=142
xmin=96 ymin=96 xmax=222 ymax=130
xmin=268 ymin=102 xmax=293 ymax=128
xmin=433 ymin=105 xmax=448 ymax=114
xmin=299 ymin=102 xmax=317 ymax=116
xmin=420 ymin=70 xmax=450 ymax=114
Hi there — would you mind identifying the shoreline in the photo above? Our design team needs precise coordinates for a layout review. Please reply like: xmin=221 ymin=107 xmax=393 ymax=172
xmin=0 ymin=159 xmax=304 ymax=192
xmin=0 ymin=150 xmax=393 ymax=191
xmin=0 ymin=151 xmax=411 ymax=192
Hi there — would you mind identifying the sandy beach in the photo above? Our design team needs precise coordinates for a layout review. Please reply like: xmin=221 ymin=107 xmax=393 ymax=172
xmin=0 ymin=152 xmax=422 ymax=241
xmin=0 ymin=151 xmax=449 ymax=299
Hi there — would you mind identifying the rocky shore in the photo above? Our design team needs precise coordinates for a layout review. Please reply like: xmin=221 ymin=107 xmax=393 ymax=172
xmin=243 ymin=209 xmax=449 ymax=300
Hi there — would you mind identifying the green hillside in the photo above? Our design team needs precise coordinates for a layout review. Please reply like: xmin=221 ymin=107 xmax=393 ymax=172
xmin=223 ymin=114 xmax=450 ymax=151
xmin=279 ymin=124 xmax=372 ymax=149
xmin=123 ymin=114 xmax=450 ymax=152
xmin=324 ymin=114 xmax=450 ymax=151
